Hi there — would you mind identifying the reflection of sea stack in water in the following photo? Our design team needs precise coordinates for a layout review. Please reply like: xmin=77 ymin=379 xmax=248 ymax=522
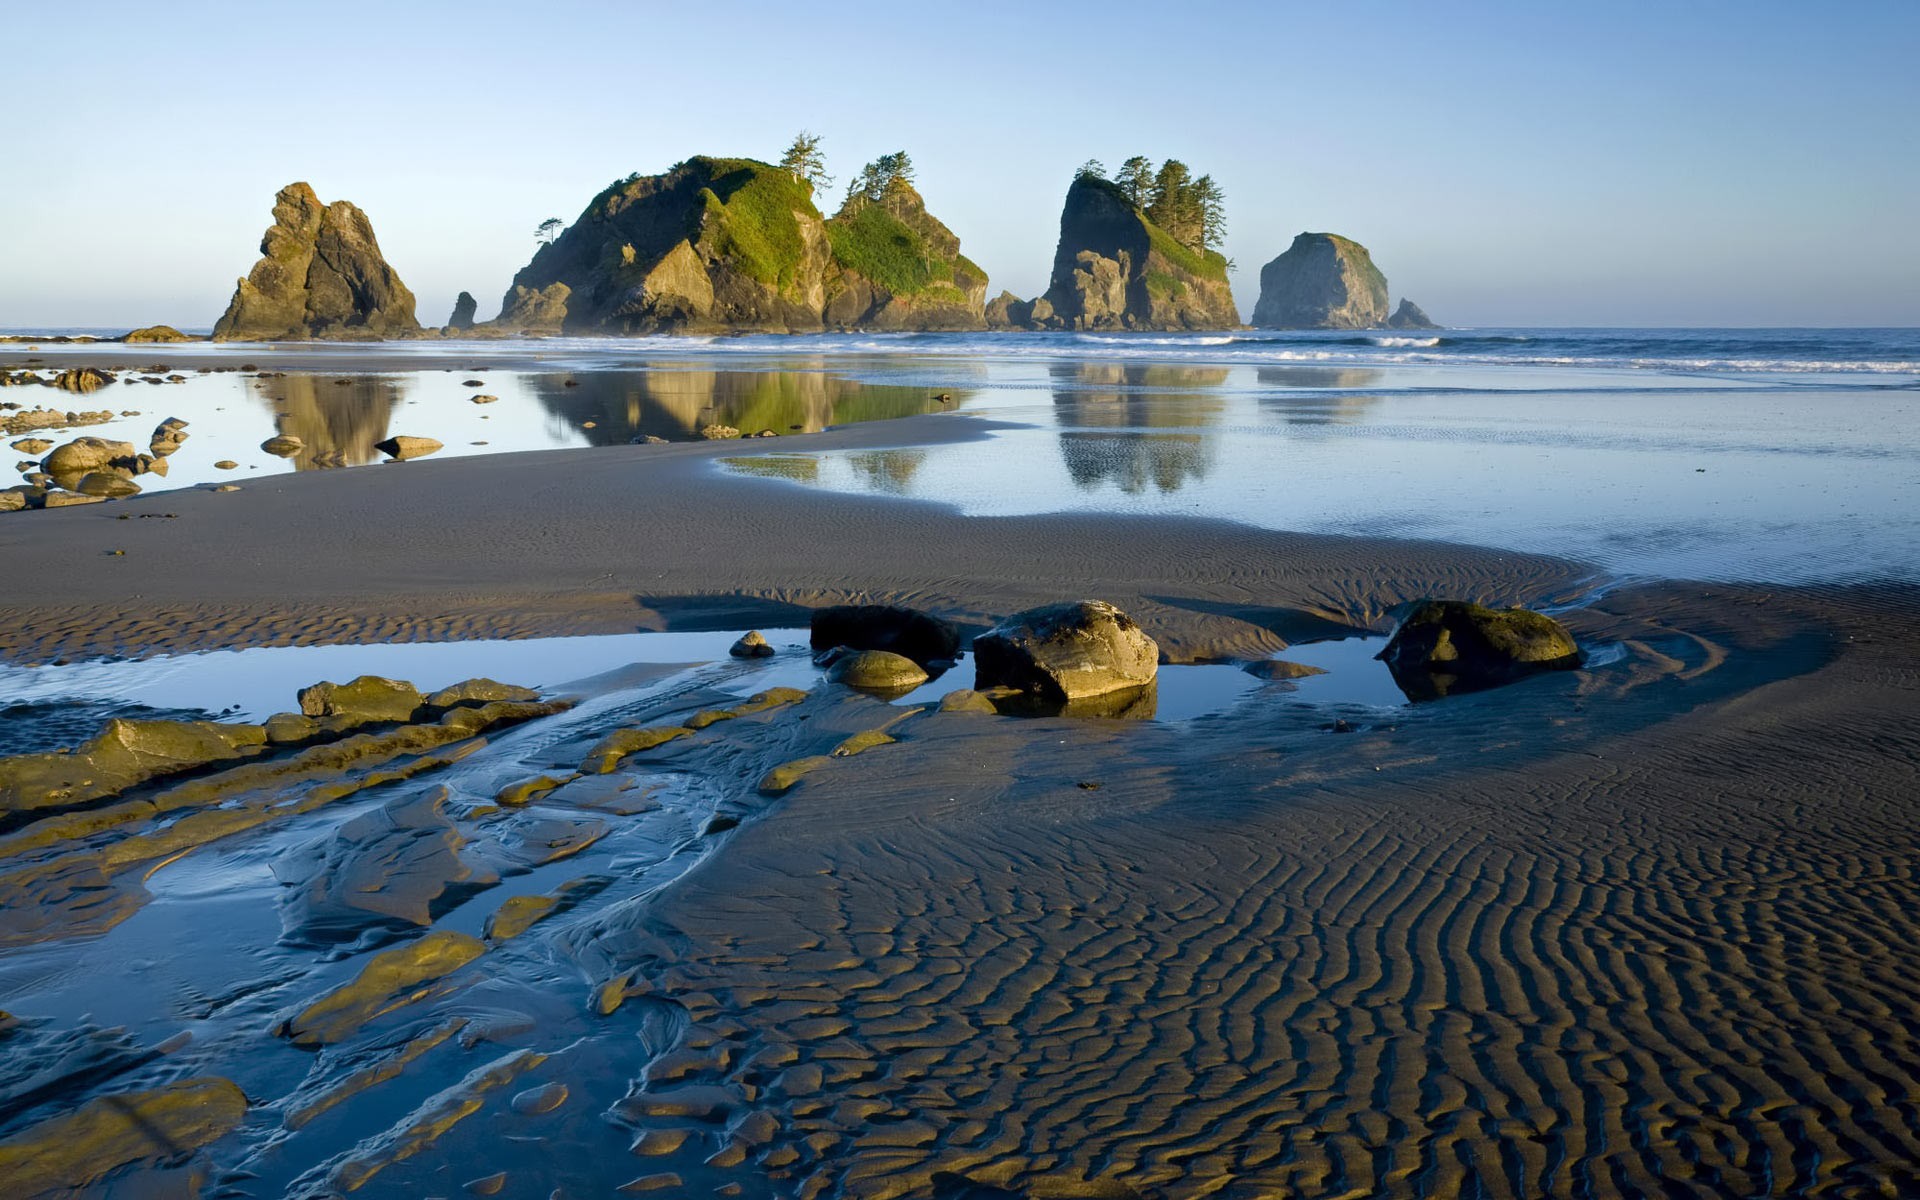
xmin=212 ymin=183 xmax=421 ymax=341
xmin=526 ymin=369 xmax=966 ymax=443
xmin=261 ymin=375 xmax=400 ymax=469
xmin=1252 ymin=232 xmax=1438 ymax=330
xmin=1052 ymin=363 xmax=1222 ymax=493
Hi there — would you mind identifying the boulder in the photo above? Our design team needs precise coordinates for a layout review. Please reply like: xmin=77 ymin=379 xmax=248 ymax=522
xmin=260 ymin=434 xmax=304 ymax=456
xmin=75 ymin=471 xmax=141 ymax=497
xmin=52 ymin=367 xmax=115 ymax=393
xmin=700 ymin=424 xmax=741 ymax=440
xmin=1252 ymin=233 xmax=1391 ymax=329
xmin=730 ymin=630 xmax=776 ymax=659
xmin=826 ymin=650 xmax=929 ymax=692
xmin=984 ymin=290 xmax=1032 ymax=330
xmin=425 ymin=678 xmax=540 ymax=708
xmin=0 ymin=488 xmax=32 ymax=512
xmin=43 ymin=436 xmax=136 ymax=475
xmin=811 ymin=604 xmax=961 ymax=665
xmin=447 ymin=290 xmax=478 ymax=330
xmin=1377 ymin=600 xmax=1582 ymax=701
xmin=214 ymin=459 xmax=238 ymax=470
xmin=297 ymin=676 xmax=424 ymax=723
xmin=972 ymin=600 xmax=1159 ymax=702
xmin=212 ymin=182 xmax=422 ymax=341
xmin=10 ymin=438 xmax=53 ymax=455
xmin=123 ymin=325 xmax=190 ymax=343
xmin=375 ymin=435 xmax=443 ymax=461
xmin=1386 ymin=298 xmax=1439 ymax=329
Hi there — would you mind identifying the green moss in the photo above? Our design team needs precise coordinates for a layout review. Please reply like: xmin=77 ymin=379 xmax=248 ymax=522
xmin=1146 ymin=224 xmax=1228 ymax=282
xmin=826 ymin=202 xmax=956 ymax=296
xmin=1144 ymin=271 xmax=1187 ymax=301
xmin=696 ymin=159 xmax=818 ymax=291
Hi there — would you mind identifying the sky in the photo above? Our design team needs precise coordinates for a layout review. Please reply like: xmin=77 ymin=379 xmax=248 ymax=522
xmin=2 ymin=0 xmax=1916 ymax=330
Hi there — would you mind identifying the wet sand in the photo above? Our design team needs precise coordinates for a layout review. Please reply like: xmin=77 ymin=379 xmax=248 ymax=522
xmin=2 ymin=359 xmax=1918 ymax=1197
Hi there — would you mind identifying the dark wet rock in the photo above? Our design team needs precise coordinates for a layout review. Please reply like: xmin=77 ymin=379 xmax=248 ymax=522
xmin=279 ymin=929 xmax=485 ymax=1045
xmin=0 ymin=717 xmax=268 ymax=814
xmin=1252 ymin=232 xmax=1391 ymax=329
xmin=1387 ymin=298 xmax=1439 ymax=329
xmin=298 ymin=675 xmax=425 ymax=724
xmin=811 ymin=603 xmax=961 ymax=665
xmin=1378 ymin=599 xmax=1582 ymax=701
xmin=213 ymin=182 xmax=421 ymax=341
xmin=447 ymin=290 xmax=478 ymax=330
xmin=43 ymin=436 xmax=136 ymax=475
xmin=375 ymin=435 xmax=443 ymax=461
xmin=123 ymin=325 xmax=190 ymax=343
xmin=729 ymin=630 xmax=776 ymax=658
xmin=826 ymin=649 xmax=929 ymax=692
xmin=426 ymin=678 xmax=540 ymax=708
xmin=937 ymin=688 xmax=1001 ymax=714
xmin=973 ymin=599 xmax=1159 ymax=702
xmin=260 ymin=434 xmax=304 ymax=456
xmin=279 ymin=788 xmax=494 ymax=942
xmin=52 ymin=367 xmax=115 ymax=393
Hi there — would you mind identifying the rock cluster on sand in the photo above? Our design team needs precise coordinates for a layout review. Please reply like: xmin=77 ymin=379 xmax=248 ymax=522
xmin=1252 ymin=232 xmax=1438 ymax=330
xmin=973 ymin=599 xmax=1159 ymax=702
xmin=1377 ymin=599 xmax=1582 ymax=700
xmin=489 ymin=157 xmax=987 ymax=335
xmin=212 ymin=182 xmax=421 ymax=341
xmin=1003 ymin=176 xmax=1237 ymax=332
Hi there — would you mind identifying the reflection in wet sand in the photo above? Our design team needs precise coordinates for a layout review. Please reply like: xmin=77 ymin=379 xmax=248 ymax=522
xmin=847 ymin=449 xmax=926 ymax=494
xmin=528 ymin=365 xmax=968 ymax=444
xmin=1052 ymin=363 xmax=1223 ymax=494
xmin=1255 ymin=366 xmax=1386 ymax=426
xmin=258 ymin=375 xmax=403 ymax=469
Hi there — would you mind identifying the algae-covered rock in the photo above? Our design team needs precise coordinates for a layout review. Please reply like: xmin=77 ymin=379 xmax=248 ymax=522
xmin=826 ymin=649 xmax=929 ymax=692
xmin=810 ymin=603 xmax=960 ymax=665
xmin=123 ymin=324 xmax=190 ymax=343
xmin=0 ymin=1077 xmax=247 ymax=1197
xmin=52 ymin=367 xmax=115 ymax=393
xmin=758 ymin=755 xmax=832 ymax=795
xmin=74 ymin=471 xmax=139 ymax=498
xmin=1378 ymin=599 xmax=1582 ymax=701
xmin=298 ymin=675 xmax=424 ymax=724
xmin=213 ymin=182 xmax=422 ymax=341
xmin=375 ymin=434 xmax=443 ymax=460
xmin=426 ymin=678 xmax=540 ymax=708
xmin=0 ymin=718 xmax=268 ymax=814
xmin=281 ymin=929 xmax=486 ymax=1045
xmin=973 ymin=600 xmax=1159 ymax=702
xmin=1037 ymin=176 xmax=1238 ymax=332
xmin=1252 ymin=232 xmax=1390 ymax=329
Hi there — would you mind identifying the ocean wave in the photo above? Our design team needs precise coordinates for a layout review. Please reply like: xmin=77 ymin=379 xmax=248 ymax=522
xmin=1371 ymin=336 xmax=1441 ymax=348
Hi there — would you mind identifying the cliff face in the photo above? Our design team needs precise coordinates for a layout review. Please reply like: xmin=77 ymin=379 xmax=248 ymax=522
xmin=494 ymin=158 xmax=985 ymax=334
xmin=1251 ymin=233 xmax=1390 ymax=329
xmin=1035 ymin=177 xmax=1238 ymax=332
xmin=213 ymin=183 xmax=420 ymax=341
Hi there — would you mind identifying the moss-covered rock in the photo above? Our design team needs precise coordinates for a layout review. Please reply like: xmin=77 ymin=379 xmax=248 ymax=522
xmin=0 ymin=1078 xmax=247 ymax=1195
xmin=973 ymin=599 xmax=1160 ymax=702
xmin=1037 ymin=177 xmax=1238 ymax=331
xmin=826 ymin=649 xmax=930 ymax=692
xmin=1378 ymin=599 xmax=1582 ymax=700
xmin=495 ymin=156 xmax=985 ymax=334
xmin=213 ymin=182 xmax=421 ymax=341
xmin=0 ymin=718 xmax=268 ymax=814
xmin=280 ymin=930 xmax=485 ymax=1045
xmin=1252 ymin=232 xmax=1390 ymax=329
xmin=297 ymin=676 xmax=424 ymax=724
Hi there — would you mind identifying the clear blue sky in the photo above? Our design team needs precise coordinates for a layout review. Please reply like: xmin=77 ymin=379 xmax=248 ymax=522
xmin=3 ymin=0 xmax=1916 ymax=329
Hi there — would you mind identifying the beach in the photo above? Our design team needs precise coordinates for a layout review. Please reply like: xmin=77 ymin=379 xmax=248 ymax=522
xmin=0 ymin=332 xmax=1917 ymax=1197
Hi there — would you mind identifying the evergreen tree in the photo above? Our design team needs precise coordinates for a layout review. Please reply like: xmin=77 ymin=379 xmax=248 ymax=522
xmin=1195 ymin=175 xmax=1227 ymax=252
xmin=1115 ymin=156 xmax=1154 ymax=207
xmin=779 ymin=131 xmax=832 ymax=194
xmin=1076 ymin=158 xmax=1107 ymax=181
xmin=535 ymin=218 xmax=564 ymax=246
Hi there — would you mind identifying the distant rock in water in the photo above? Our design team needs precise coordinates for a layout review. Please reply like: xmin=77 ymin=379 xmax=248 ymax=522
xmin=984 ymin=290 xmax=1032 ymax=330
xmin=1387 ymin=298 xmax=1439 ymax=329
xmin=1252 ymin=232 xmax=1389 ymax=330
xmin=491 ymin=156 xmax=986 ymax=334
xmin=446 ymin=291 xmax=477 ymax=330
xmin=1034 ymin=177 xmax=1237 ymax=331
xmin=212 ymin=182 xmax=421 ymax=341
xmin=123 ymin=325 xmax=189 ymax=343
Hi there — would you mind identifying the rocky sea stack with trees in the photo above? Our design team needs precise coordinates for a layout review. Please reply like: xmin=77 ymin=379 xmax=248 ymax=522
xmin=485 ymin=139 xmax=988 ymax=335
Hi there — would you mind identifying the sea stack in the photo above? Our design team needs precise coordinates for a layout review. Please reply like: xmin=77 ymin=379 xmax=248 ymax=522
xmin=1033 ymin=176 xmax=1237 ymax=331
xmin=492 ymin=156 xmax=987 ymax=335
xmin=1386 ymin=298 xmax=1439 ymax=329
xmin=212 ymin=183 xmax=421 ymax=341
xmin=446 ymin=291 xmax=478 ymax=331
xmin=1251 ymin=233 xmax=1390 ymax=329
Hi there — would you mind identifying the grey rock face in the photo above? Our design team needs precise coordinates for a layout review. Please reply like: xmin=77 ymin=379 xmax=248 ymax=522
xmin=1252 ymin=233 xmax=1390 ymax=329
